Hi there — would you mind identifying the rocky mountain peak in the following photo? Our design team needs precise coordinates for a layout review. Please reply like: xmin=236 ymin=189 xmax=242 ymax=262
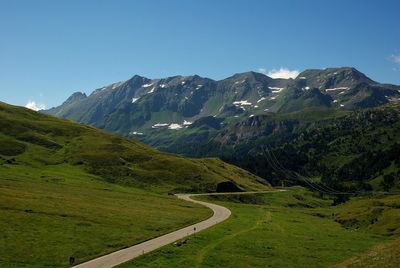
xmin=43 ymin=67 xmax=400 ymax=137
xmin=64 ymin=92 xmax=87 ymax=103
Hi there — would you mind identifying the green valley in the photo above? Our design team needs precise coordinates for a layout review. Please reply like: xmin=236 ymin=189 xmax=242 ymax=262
xmin=2 ymin=2 xmax=400 ymax=267
xmin=0 ymin=164 xmax=211 ymax=267
xmin=0 ymin=102 xmax=269 ymax=267
xmin=119 ymin=188 xmax=400 ymax=268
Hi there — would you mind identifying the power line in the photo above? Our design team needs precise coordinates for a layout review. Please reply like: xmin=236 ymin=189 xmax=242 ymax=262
xmin=255 ymin=142 xmax=400 ymax=196
xmin=264 ymin=145 xmax=369 ymax=195
xmin=262 ymin=145 xmax=340 ymax=194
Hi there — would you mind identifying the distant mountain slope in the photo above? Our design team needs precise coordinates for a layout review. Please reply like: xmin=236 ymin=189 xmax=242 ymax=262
xmin=136 ymin=102 xmax=400 ymax=192
xmin=41 ymin=68 xmax=400 ymax=192
xmin=186 ymin=103 xmax=400 ymax=192
xmin=44 ymin=67 xmax=400 ymax=138
xmin=0 ymin=102 xmax=269 ymax=193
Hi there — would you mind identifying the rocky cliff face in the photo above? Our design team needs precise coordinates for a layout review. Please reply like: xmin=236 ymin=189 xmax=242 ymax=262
xmin=44 ymin=67 xmax=400 ymax=138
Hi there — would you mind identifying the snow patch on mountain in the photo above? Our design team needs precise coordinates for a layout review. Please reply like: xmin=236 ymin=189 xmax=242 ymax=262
xmin=168 ymin=123 xmax=183 ymax=130
xmin=234 ymin=80 xmax=246 ymax=85
xmin=233 ymin=100 xmax=252 ymax=106
xmin=112 ymin=82 xmax=124 ymax=89
xmin=152 ymin=123 xmax=169 ymax=128
xmin=257 ymin=97 xmax=266 ymax=103
xmin=130 ymin=131 xmax=143 ymax=135
xmin=269 ymin=87 xmax=284 ymax=93
xmin=325 ymin=87 xmax=350 ymax=91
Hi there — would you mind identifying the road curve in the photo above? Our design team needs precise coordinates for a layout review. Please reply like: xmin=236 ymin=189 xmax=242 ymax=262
xmin=73 ymin=191 xmax=276 ymax=268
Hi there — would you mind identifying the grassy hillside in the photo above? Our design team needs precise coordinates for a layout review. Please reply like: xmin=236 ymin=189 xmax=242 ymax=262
xmin=333 ymin=194 xmax=400 ymax=237
xmin=0 ymin=102 xmax=269 ymax=193
xmin=0 ymin=102 xmax=270 ymax=266
xmin=266 ymin=103 xmax=400 ymax=191
xmin=138 ymin=102 xmax=400 ymax=194
xmin=332 ymin=194 xmax=400 ymax=267
xmin=0 ymin=164 xmax=212 ymax=267
xmin=137 ymin=107 xmax=348 ymax=156
xmin=119 ymin=188 xmax=400 ymax=268
xmin=334 ymin=239 xmax=400 ymax=268
xmin=212 ymin=103 xmax=400 ymax=191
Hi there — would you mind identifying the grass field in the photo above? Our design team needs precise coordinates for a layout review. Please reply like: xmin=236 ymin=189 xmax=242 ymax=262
xmin=119 ymin=188 xmax=399 ymax=268
xmin=0 ymin=102 xmax=270 ymax=194
xmin=2 ymin=102 xmax=398 ymax=267
xmin=334 ymin=239 xmax=400 ymax=268
xmin=0 ymin=164 xmax=212 ymax=267
xmin=0 ymin=102 xmax=271 ymax=267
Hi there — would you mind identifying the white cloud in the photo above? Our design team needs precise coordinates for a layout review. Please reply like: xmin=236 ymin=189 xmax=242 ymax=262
xmin=265 ymin=68 xmax=300 ymax=79
xmin=390 ymin=54 xmax=400 ymax=64
xmin=25 ymin=100 xmax=45 ymax=111
xmin=258 ymin=68 xmax=267 ymax=74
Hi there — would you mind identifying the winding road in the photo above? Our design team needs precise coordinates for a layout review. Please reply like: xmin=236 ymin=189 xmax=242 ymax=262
xmin=73 ymin=191 xmax=276 ymax=268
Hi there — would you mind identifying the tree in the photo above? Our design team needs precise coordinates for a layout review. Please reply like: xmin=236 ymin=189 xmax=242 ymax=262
xmin=332 ymin=194 xmax=350 ymax=206
xmin=381 ymin=174 xmax=395 ymax=192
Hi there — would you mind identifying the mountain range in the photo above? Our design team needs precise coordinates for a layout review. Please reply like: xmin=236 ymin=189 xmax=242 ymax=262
xmin=44 ymin=67 xmax=400 ymax=190
xmin=3 ymin=68 xmax=400 ymax=267
xmin=45 ymin=67 xmax=400 ymax=137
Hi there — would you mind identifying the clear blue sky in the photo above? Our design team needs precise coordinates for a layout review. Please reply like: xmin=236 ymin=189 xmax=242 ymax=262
xmin=1 ymin=0 xmax=399 ymax=109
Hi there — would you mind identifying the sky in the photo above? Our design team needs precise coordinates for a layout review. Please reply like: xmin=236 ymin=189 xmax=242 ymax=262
xmin=0 ymin=0 xmax=399 ymax=109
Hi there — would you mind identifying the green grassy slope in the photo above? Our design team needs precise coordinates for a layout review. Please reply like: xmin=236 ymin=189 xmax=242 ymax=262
xmin=140 ymin=102 xmax=400 ymax=194
xmin=0 ymin=102 xmax=270 ymax=267
xmin=333 ymin=194 xmax=400 ymax=237
xmin=333 ymin=239 xmax=400 ymax=268
xmin=0 ymin=102 xmax=269 ymax=193
xmin=332 ymin=194 xmax=400 ymax=267
xmin=215 ymin=102 xmax=400 ymax=191
xmin=119 ymin=188 xmax=400 ymax=268
xmin=0 ymin=164 xmax=212 ymax=267
xmin=137 ymin=106 xmax=348 ymax=156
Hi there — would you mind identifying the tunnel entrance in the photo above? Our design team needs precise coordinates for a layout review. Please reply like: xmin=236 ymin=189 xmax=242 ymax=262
xmin=216 ymin=181 xmax=242 ymax=193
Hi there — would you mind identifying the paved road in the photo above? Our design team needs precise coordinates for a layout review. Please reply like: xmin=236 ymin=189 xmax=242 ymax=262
xmin=73 ymin=191 xmax=277 ymax=268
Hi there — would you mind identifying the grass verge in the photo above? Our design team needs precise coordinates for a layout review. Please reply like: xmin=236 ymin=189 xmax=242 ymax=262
xmin=119 ymin=188 xmax=399 ymax=268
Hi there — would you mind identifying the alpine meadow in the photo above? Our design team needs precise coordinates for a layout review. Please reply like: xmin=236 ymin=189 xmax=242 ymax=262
xmin=1 ymin=1 xmax=400 ymax=267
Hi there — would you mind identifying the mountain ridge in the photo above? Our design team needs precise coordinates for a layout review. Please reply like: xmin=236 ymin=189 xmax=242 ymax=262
xmin=44 ymin=67 xmax=400 ymax=138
